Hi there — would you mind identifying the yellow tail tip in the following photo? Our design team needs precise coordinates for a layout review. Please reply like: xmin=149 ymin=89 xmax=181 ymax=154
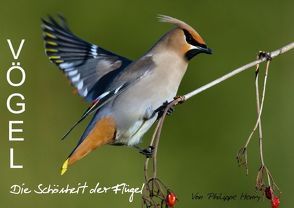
xmin=61 ymin=159 xmax=69 ymax=175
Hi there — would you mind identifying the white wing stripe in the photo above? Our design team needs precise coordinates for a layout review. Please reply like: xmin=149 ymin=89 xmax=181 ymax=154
xmin=114 ymin=85 xmax=123 ymax=94
xmin=82 ymin=88 xmax=88 ymax=97
xmin=71 ymin=74 xmax=80 ymax=82
xmin=76 ymin=80 xmax=84 ymax=90
xmin=60 ymin=63 xmax=74 ymax=69
xmin=98 ymin=91 xmax=110 ymax=99
xmin=91 ymin=45 xmax=98 ymax=58
xmin=67 ymin=70 xmax=78 ymax=76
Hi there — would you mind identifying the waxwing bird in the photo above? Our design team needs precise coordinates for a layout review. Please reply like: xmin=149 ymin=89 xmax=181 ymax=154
xmin=41 ymin=15 xmax=212 ymax=175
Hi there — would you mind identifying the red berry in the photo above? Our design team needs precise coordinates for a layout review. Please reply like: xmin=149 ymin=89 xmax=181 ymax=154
xmin=166 ymin=192 xmax=176 ymax=207
xmin=271 ymin=196 xmax=280 ymax=208
xmin=265 ymin=186 xmax=273 ymax=199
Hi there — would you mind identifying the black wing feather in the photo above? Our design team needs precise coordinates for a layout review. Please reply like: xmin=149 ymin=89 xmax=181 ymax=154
xmin=41 ymin=15 xmax=154 ymax=141
xmin=41 ymin=15 xmax=132 ymax=102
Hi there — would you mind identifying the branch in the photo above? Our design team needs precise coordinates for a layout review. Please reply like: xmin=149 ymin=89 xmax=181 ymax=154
xmin=183 ymin=42 xmax=294 ymax=101
xmin=142 ymin=42 xmax=293 ymax=208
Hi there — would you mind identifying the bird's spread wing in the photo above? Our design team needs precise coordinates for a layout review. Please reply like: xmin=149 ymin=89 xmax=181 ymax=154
xmin=60 ymin=57 xmax=155 ymax=174
xmin=60 ymin=55 xmax=155 ymax=141
xmin=41 ymin=15 xmax=132 ymax=102
xmin=42 ymin=16 xmax=155 ymax=141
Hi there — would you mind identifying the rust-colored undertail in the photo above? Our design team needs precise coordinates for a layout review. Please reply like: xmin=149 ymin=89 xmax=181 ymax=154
xmin=61 ymin=116 xmax=116 ymax=175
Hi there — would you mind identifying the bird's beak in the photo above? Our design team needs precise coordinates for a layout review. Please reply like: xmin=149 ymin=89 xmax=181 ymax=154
xmin=199 ymin=46 xmax=212 ymax=54
xmin=185 ymin=45 xmax=212 ymax=60
xmin=189 ymin=45 xmax=212 ymax=55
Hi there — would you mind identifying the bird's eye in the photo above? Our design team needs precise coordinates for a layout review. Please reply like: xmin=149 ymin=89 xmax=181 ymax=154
xmin=183 ymin=29 xmax=194 ymax=45
xmin=186 ymin=34 xmax=193 ymax=42
xmin=183 ymin=29 xmax=208 ymax=50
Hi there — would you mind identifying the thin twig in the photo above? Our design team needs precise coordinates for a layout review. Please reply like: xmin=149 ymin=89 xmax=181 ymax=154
xmin=255 ymin=58 xmax=271 ymax=191
xmin=143 ymin=97 xmax=184 ymax=207
xmin=259 ymin=60 xmax=270 ymax=165
xmin=255 ymin=60 xmax=262 ymax=161
xmin=260 ymin=61 xmax=272 ymax=187
xmin=237 ymin=55 xmax=272 ymax=172
xmin=152 ymin=98 xmax=183 ymax=179
xmin=142 ymin=42 xmax=293 ymax=207
xmin=183 ymin=42 xmax=294 ymax=101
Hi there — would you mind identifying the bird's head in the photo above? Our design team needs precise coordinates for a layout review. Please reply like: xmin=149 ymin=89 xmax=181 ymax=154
xmin=158 ymin=15 xmax=212 ymax=61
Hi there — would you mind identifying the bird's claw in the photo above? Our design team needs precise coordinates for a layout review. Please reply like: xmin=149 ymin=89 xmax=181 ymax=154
xmin=174 ymin=95 xmax=185 ymax=104
xmin=139 ymin=146 xmax=154 ymax=158
xmin=258 ymin=51 xmax=272 ymax=61
xmin=157 ymin=101 xmax=175 ymax=119
xmin=166 ymin=105 xmax=175 ymax=116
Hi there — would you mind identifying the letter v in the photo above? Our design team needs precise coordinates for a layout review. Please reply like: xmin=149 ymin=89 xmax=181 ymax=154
xmin=7 ymin=39 xmax=25 ymax=59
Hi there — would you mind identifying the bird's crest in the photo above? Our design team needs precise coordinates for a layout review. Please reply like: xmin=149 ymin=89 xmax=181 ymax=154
xmin=158 ymin=14 xmax=206 ymax=45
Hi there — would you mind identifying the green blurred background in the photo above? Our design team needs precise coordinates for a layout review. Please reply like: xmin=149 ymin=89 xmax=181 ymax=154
xmin=0 ymin=0 xmax=293 ymax=207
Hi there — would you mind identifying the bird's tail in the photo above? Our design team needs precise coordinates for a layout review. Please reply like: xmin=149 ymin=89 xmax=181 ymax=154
xmin=60 ymin=116 xmax=116 ymax=175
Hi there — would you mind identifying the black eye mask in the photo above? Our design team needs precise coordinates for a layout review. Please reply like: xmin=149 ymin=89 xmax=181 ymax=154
xmin=183 ymin=29 xmax=207 ymax=49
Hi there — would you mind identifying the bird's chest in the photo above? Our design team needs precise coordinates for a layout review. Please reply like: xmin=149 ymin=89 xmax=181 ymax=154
xmin=114 ymin=68 xmax=182 ymax=120
xmin=111 ymin=65 xmax=186 ymax=145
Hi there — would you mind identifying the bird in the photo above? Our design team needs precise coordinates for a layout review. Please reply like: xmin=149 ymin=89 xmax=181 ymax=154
xmin=41 ymin=15 xmax=212 ymax=175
